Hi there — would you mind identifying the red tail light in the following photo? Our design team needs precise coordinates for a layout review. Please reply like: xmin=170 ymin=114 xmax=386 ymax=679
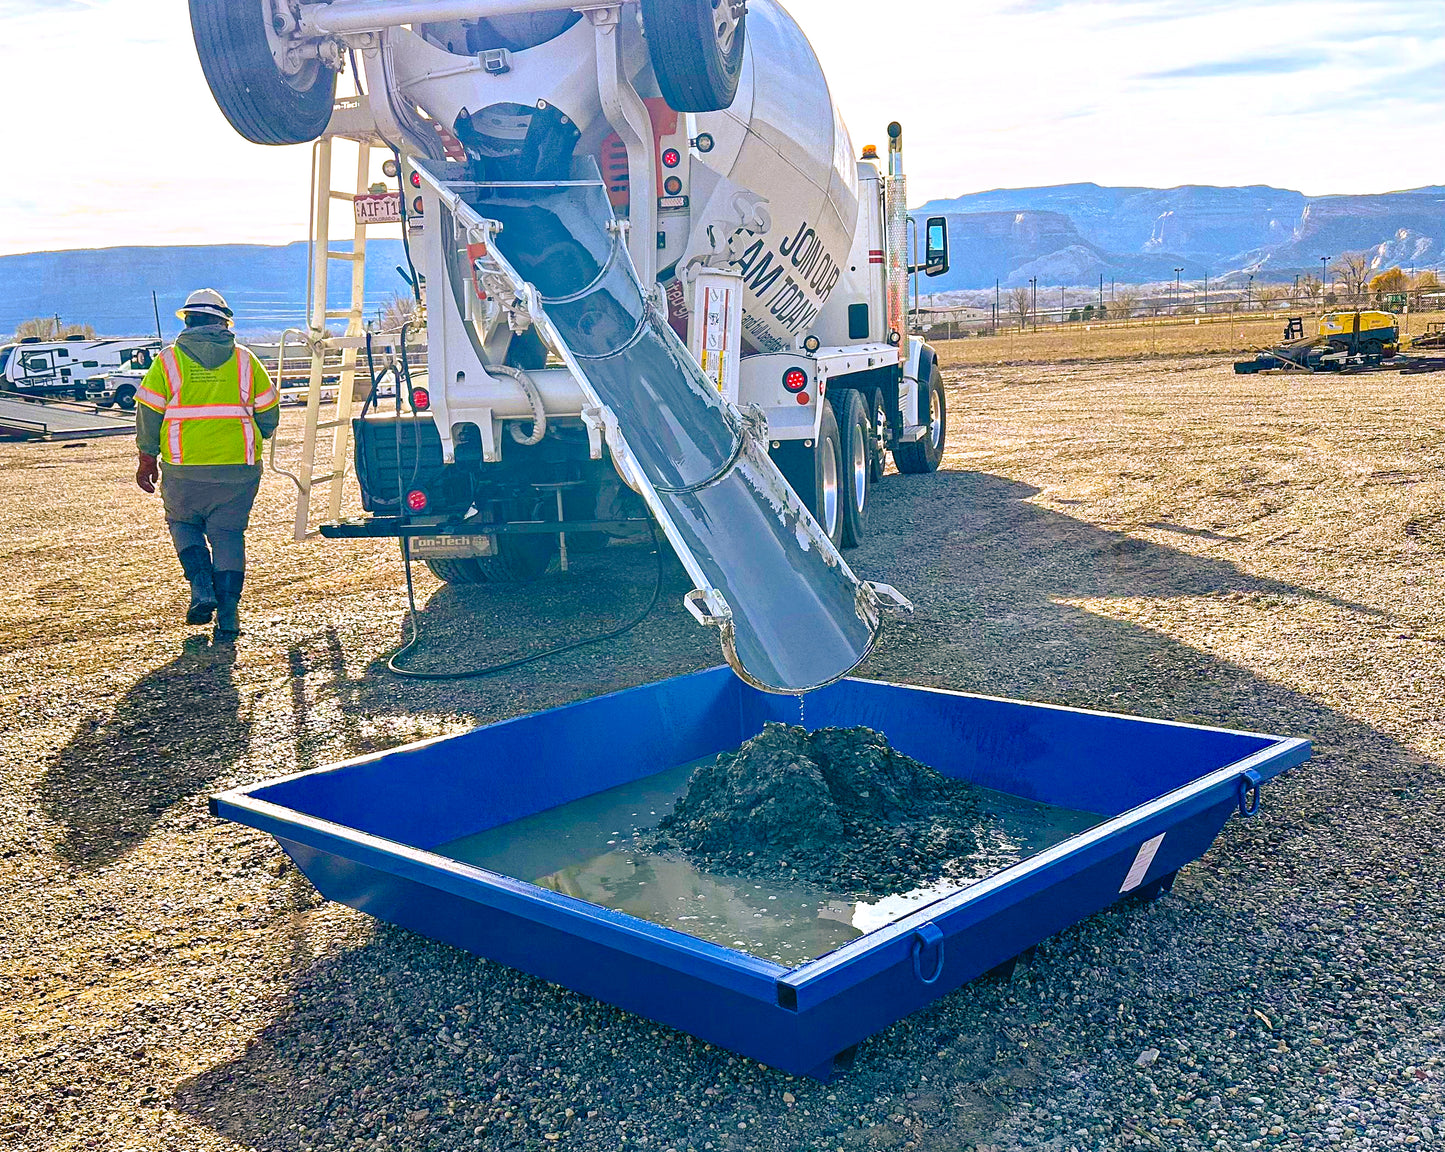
xmin=412 ymin=196 xmax=424 ymax=215
xmin=661 ymin=147 xmax=681 ymax=168
xmin=782 ymin=367 xmax=808 ymax=393
xmin=410 ymin=170 xmax=422 ymax=188
xmin=406 ymin=490 xmax=428 ymax=513
xmin=796 ymin=392 xmax=810 ymax=405
xmin=410 ymin=386 xmax=430 ymax=410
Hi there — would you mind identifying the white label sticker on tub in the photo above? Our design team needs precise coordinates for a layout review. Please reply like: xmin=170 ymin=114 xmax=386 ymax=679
xmin=1120 ymin=833 xmax=1166 ymax=893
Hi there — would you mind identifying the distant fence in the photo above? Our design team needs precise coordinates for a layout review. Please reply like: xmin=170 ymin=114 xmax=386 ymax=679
xmin=913 ymin=289 xmax=1445 ymax=339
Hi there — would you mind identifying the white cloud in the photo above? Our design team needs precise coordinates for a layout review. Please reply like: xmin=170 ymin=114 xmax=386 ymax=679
xmin=1 ymin=0 xmax=1440 ymax=256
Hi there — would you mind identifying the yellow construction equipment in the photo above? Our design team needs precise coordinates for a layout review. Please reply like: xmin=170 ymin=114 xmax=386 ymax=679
xmin=1319 ymin=310 xmax=1399 ymax=357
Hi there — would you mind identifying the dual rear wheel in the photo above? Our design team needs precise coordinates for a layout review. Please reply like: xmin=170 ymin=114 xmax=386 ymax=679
xmin=805 ymin=372 xmax=946 ymax=551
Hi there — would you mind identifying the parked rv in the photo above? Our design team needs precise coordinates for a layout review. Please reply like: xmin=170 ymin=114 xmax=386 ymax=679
xmin=0 ymin=336 xmax=161 ymax=406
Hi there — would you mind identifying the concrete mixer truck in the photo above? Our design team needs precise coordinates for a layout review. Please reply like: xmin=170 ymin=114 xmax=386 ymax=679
xmin=188 ymin=0 xmax=952 ymax=693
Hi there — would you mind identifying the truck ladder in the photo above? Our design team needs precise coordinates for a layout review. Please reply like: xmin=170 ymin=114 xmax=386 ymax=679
xmin=282 ymin=135 xmax=379 ymax=541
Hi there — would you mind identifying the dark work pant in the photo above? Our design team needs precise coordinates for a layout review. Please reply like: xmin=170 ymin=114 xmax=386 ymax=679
xmin=161 ymin=474 xmax=261 ymax=572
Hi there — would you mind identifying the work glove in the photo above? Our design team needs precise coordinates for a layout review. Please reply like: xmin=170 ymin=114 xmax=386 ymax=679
xmin=136 ymin=452 xmax=159 ymax=494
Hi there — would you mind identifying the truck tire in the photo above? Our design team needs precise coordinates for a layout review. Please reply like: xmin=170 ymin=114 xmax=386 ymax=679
xmin=113 ymin=384 xmax=137 ymax=411
xmin=425 ymin=558 xmax=485 ymax=585
xmin=475 ymin=535 xmax=553 ymax=582
xmin=837 ymin=390 xmax=871 ymax=548
xmin=811 ymin=398 xmax=845 ymax=547
xmin=424 ymin=533 xmax=554 ymax=585
xmin=894 ymin=363 xmax=947 ymax=475
xmin=868 ymin=388 xmax=889 ymax=483
xmin=641 ymin=0 xmax=746 ymax=112
xmin=190 ymin=0 xmax=337 ymax=145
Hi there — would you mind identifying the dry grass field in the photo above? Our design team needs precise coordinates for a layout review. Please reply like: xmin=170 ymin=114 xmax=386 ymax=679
xmin=935 ymin=309 xmax=1445 ymax=366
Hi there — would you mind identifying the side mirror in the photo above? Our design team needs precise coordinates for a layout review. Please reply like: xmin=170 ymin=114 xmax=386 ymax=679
xmin=924 ymin=216 xmax=949 ymax=277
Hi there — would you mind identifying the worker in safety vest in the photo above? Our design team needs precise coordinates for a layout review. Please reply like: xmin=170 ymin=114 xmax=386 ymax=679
xmin=134 ymin=289 xmax=280 ymax=640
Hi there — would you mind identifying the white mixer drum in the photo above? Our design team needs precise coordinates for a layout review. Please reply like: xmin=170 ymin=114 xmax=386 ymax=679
xmin=693 ymin=0 xmax=860 ymax=354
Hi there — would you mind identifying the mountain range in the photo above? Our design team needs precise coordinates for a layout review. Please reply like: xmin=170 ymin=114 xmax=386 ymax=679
xmin=0 ymin=241 xmax=411 ymax=339
xmin=4 ymin=182 xmax=1444 ymax=334
xmin=912 ymin=184 xmax=1445 ymax=291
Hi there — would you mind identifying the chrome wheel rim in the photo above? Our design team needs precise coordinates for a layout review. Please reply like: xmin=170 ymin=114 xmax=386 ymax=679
xmin=263 ymin=0 xmax=322 ymax=91
xmin=712 ymin=0 xmax=744 ymax=55
xmin=822 ymin=441 xmax=839 ymax=538
xmin=929 ymin=385 xmax=944 ymax=450
xmin=851 ymin=421 xmax=868 ymax=511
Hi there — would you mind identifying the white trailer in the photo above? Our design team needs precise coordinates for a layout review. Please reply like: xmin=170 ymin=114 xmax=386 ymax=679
xmin=0 ymin=337 xmax=160 ymax=406
xmin=189 ymin=0 xmax=950 ymax=692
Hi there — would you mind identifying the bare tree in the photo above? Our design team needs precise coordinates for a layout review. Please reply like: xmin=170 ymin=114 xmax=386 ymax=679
xmin=1254 ymin=284 xmax=1283 ymax=310
xmin=377 ymin=292 xmax=418 ymax=333
xmin=1297 ymin=275 xmax=1322 ymax=303
xmin=1009 ymin=286 xmax=1031 ymax=330
xmin=1113 ymin=288 xmax=1139 ymax=321
xmin=11 ymin=317 xmax=95 ymax=342
xmin=1331 ymin=252 xmax=1373 ymax=303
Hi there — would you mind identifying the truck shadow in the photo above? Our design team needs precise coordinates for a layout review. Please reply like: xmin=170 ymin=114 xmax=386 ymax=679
xmin=38 ymin=634 xmax=251 ymax=869
xmin=172 ymin=469 xmax=1432 ymax=1151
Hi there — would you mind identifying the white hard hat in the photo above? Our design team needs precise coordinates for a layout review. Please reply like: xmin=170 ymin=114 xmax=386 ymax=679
xmin=176 ymin=288 xmax=234 ymax=323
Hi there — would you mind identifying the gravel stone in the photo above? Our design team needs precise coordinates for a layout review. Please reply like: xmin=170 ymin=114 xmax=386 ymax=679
xmin=3 ymin=357 xmax=1444 ymax=1151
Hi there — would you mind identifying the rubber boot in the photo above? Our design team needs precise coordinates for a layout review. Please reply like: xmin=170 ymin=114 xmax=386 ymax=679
xmin=178 ymin=545 xmax=218 ymax=625
xmin=214 ymin=570 xmax=244 ymax=642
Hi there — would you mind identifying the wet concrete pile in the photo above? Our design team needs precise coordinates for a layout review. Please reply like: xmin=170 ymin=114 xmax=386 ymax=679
xmin=645 ymin=723 xmax=985 ymax=897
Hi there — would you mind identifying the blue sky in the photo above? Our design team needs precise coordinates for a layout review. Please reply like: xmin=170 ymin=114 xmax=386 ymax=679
xmin=1 ymin=0 xmax=1440 ymax=255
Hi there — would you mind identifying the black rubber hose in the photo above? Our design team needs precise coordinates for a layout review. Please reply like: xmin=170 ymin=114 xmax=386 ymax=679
xmin=385 ymin=521 xmax=664 ymax=681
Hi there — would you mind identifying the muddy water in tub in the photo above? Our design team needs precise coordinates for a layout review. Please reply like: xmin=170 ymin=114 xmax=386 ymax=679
xmin=437 ymin=758 xmax=1101 ymax=969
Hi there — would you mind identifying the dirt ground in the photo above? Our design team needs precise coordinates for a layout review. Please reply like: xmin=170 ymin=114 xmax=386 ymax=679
xmin=2 ymin=353 xmax=1443 ymax=1151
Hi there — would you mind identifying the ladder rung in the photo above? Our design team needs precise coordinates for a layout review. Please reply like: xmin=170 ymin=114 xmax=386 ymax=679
xmin=328 ymin=250 xmax=364 ymax=262
xmin=329 ymin=191 xmax=358 ymax=202
xmin=309 ymin=471 xmax=344 ymax=484
xmin=324 ymin=310 xmax=362 ymax=319
xmin=316 ymin=419 xmax=347 ymax=430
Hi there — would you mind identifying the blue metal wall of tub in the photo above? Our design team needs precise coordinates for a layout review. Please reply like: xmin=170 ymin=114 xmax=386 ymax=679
xmin=210 ymin=668 xmax=1310 ymax=1080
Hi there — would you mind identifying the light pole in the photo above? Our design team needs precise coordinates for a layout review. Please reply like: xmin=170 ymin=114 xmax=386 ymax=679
xmin=1029 ymin=277 xmax=1037 ymax=331
xmin=1060 ymin=285 xmax=1065 ymax=324
xmin=1174 ymin=267 xmax=1184 ymax=312
xmin=1247 ymin=274 xmax=1254 ymax=311
xmin=1203 ymin=271 xmax=1209 ymax=313
xmin=1320 ymin=255 xmax=1330 ymax=301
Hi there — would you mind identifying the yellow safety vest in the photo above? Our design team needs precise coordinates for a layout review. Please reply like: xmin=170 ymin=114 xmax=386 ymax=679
xmin=136 ymin=345 xmax=279 ymax=466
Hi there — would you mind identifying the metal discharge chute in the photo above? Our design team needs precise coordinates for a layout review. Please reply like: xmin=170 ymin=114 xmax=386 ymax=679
xmin=423 ymin=163 xmax=903 ymax=692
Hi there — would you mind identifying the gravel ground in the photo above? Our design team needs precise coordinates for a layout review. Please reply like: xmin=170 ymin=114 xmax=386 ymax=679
xmin=2 ymin=355 xmax=1443 ymax=1151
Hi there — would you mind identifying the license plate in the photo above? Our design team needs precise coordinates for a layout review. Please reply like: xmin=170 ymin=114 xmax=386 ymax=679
xmin=408 ymin=535 xmax=496 ymax=559
xmin=355 ymin=192 xmax=402 ymax=225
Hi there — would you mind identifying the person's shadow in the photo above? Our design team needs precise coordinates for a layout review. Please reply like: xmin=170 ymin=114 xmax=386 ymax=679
xmin=39 ymin=634 xmax=251 ymax=869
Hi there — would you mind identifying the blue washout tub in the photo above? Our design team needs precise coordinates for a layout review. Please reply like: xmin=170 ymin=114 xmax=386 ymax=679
xmin=211 ymin=669 xmax=1309 ymax=1080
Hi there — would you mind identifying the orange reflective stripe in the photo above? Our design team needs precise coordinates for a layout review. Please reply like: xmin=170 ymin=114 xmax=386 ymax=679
xmin=160 ymin=349 xmax=183 ymax=398
xmin=238 ymin=352 xmax=257 ymax=463
xmin=253 ymin=386 xmax=279 ymax=409
xmin=161 ymin=348 xmax=184 ymax=462
xmin=165 ymin=404 xmax=251 ymax=418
